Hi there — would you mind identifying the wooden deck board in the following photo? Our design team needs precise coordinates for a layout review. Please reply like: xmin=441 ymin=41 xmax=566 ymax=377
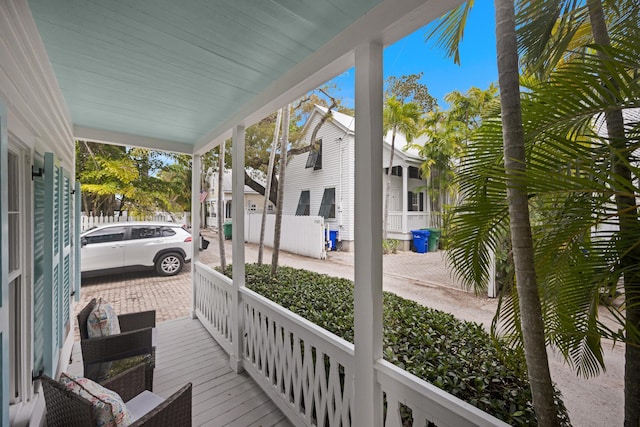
xmin=71 ymin=316 xmax=293 ymax=427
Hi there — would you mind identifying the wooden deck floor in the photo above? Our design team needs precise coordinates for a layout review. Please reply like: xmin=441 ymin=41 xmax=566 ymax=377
xmin=71 ymin=317 xmax=293 ymax=427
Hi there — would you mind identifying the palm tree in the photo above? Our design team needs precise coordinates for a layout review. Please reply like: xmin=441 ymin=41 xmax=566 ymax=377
xmin=494 ymin=1 xmax=559 ymax=424
xmin=382 ymin=97 xmax=420 ymax=239
xmin=271 ymin=104 xmax=290 ymax=276
xmin=432 ymin=0 xmax=640 ymax=423
xmin=416 ymin=86 xmax=498 ymax=217
xmin=517 ymin=1 xmax=640 ymax=423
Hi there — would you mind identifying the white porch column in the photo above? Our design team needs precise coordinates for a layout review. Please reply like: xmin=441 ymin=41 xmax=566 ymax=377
xmin=354 ymin=40 xmax=384 ymax=427
xmin=190 ymin=154 xmax=201 ymax=319
xmin=230 ymin=125 xmax=246 ymax=373
xmin=401 ymin=165 xmax=408 ymax=233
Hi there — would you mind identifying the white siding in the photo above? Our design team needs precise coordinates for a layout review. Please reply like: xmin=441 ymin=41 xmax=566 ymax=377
xmin=284 ymin=109 xmax=430 ymax=248
xmin=1 ymin=2 xmax=77 ymax=425
xmin=284 ymin=111 xmax=356 ymax=243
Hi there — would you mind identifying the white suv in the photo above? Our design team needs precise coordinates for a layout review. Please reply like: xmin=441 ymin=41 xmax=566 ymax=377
xmin=80 ymin=222 xmax=193 ymax=277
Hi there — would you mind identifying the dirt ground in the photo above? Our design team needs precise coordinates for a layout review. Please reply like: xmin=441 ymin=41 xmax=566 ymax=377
xmin=78 ymin=229 xmax=624 ymax=426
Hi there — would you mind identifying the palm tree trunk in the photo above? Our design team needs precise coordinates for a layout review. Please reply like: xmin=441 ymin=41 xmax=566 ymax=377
xmin=259 ymin=108 xmax=282 ymax=265
xmin=495 ymin=0 xmax=559 ymax=425
xmin=383 ymin=129 xmax=396 ymax=240
xmin=217 ymin=141 xmax=227 ymax=272
xmin=271 ymin=104 xmax=290 ymax=276
xmin=586 ymin=1 xmax=640 ymax=424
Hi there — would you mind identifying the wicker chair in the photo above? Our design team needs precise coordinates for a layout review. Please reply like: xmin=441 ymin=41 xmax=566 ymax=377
xmin=77 ymin=298 xmax=156 ymax=390
xmin=41 ymin=364 xmax=192 ymax=427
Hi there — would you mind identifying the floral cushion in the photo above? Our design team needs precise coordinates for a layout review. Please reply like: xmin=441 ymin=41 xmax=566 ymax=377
xmin=59 ymin=373 xmax=131 ymax=427
xmin=87 ymin=298 xmax=121 ymax=338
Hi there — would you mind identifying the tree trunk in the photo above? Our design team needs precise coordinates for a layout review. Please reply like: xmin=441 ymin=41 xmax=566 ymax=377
xmin=272 ymin=104 xmax=290 ymax=276
xmin=586 ymin=1 xmax=640 ymax=424
xmin=217 ymin=141 xmax=227 ymax=272
xmin=494 ymin=0 xmax=559 ymax=425
xmin=259 ymin=108 xmax=282 ymax=265
xmin=383 ymin=129 xmax=396 ymax=240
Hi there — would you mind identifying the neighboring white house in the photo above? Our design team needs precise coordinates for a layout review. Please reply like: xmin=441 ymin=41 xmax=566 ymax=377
xmin=284 ymin=105 xmax=435 ymax=251
xmin=205 ymin=169 xmax=273 ymax=226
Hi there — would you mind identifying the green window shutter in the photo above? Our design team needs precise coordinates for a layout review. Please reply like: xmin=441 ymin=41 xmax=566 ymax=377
xmin=32 ymin=153 xmax=46 ymax=376
xmin=60 ymin=173 xmax=71 ymax=334
xmin=318 ymin=188 xmax=335 ymax=218
xmin=33 ymin=152 xmax=62 ymax=376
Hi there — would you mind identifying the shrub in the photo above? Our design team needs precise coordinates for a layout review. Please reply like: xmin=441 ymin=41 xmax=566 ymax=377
xmin=383 ymin=239 xmax=400 ymax=254
xmin=222 ymin=264 xmax=570 ymax=426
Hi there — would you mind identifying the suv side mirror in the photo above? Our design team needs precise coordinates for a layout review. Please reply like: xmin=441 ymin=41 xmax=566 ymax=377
xmin=81 ymin=237 xmax=88 ymax=247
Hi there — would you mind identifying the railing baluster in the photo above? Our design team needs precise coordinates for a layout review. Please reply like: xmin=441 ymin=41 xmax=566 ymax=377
xmin=192 ymin=263 xmax=507 ymax=427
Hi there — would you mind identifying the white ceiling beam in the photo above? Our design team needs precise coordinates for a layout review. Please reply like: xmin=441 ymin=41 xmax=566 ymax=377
xmin=74 ymin=126 xmax=194 ymax=154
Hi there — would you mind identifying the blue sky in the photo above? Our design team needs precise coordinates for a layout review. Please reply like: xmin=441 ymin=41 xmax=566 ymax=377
xmin=327 ymin=0 xmax=497 ymax=109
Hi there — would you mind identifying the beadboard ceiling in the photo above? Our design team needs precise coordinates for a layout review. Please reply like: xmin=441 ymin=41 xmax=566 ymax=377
xmin=28 ymin=0 xmax=459 ymax=154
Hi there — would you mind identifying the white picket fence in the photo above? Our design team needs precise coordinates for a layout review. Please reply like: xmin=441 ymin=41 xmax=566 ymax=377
xmin=80 ymin=213 xmax=189 ymax=231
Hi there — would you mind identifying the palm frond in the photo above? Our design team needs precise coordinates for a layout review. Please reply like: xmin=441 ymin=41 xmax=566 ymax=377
xmin=424 ymin=1 xmax=474 ymax=66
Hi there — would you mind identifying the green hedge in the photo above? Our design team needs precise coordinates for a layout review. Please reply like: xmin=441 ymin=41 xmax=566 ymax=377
xmin=222 ymin=264 xmax=569 ymax=426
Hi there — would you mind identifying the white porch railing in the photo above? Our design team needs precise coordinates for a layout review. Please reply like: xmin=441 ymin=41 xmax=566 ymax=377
xmin=193 ymin=263 xmax=234 ymax=354
xmin=193 ymin=262 xmax=509 ymax=427
xmin=387 ymin=212 xmax=436 ymax=233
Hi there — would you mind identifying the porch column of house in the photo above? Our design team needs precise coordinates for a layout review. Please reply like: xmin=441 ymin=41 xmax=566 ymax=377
xmin=230 ymin=124 xmax=246 ymax=373
xmin=353 ymin=40 xmax=384 ymax=427
xmin=190 ymin=154 xmax=201 ymax=319
xmin=401 ymin=165 xmax=408 ymax=233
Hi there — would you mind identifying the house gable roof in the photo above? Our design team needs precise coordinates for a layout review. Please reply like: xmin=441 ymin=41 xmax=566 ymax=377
xmin=311 ymin=104 xmax=425 ymax=163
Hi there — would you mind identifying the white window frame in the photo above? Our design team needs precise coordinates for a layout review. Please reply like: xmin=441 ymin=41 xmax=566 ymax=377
xmin=8 ymin=141 xmax=32 ymax=406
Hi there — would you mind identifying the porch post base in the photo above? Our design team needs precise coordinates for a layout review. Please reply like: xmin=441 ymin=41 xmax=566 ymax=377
xmin=229 ymin=355 xmax=244 ymax=374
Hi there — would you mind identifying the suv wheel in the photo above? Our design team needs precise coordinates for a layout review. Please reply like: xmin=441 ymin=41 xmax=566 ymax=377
xmin=155 ymin=252 xmax=184 ymax=276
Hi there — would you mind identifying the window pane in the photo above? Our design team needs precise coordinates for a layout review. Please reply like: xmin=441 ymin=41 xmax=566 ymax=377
xmin=305 ymin=139 xmax=322 ymax=170
xmin=296 ymin=190 xmax=310 ymax=216
xmin=318 ymin=188 xmax=335 ymax=218
xmin=161 ymin=227 xmax=176 ymax=237
xmin=10 ymin=276 xmax=22 ymax=403
xmin=8 ymin=151 xmax=19 ymax=273
xmin=130 ymin=226 xmax=161 ymax=239
xmin=85 ymin=226 xmax=126 ymax=244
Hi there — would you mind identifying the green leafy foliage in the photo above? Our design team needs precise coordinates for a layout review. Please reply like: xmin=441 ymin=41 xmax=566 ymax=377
xmin=222 ymin=264 xmax=570 ymax=425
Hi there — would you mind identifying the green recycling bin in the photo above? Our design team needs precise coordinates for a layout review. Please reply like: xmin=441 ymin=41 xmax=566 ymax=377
xmin=426 ymin=228 xmax=441 ymax=252
xmin=223 ymin=221 xmax=232 ymax=240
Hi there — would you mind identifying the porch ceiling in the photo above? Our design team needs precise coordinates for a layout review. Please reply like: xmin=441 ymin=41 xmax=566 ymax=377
xmin=28 ymin=0 xmax=460 ymax=155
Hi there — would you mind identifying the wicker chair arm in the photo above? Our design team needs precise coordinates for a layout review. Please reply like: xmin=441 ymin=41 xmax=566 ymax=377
xmin=40 ymin=375 xmax=95 ymax=427
xmin=118 ymin=310 xmax=156 ymax=332
xmin=131 ymin=383 xmax=193 ymax=427
xmin=77 ymin=298 xmax=98 ymax=340
xmin=81 ymin=327 xmax=153 ymax=364
xmin=101 ymin=363 xmax=146 ymax=402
